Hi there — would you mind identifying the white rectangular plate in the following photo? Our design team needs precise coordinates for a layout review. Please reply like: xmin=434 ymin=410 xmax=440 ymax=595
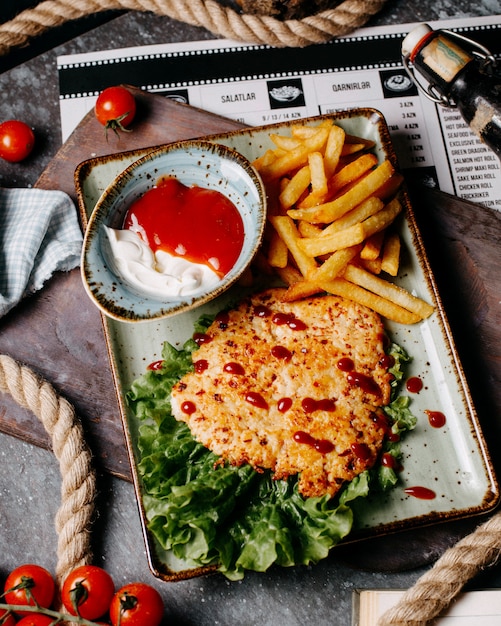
xmin=75 ymin=108 xmax=499 ymax=581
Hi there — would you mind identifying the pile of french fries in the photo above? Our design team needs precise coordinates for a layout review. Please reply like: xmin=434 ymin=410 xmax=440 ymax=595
xmin=252 ymin=120 xmax=434 ymax=325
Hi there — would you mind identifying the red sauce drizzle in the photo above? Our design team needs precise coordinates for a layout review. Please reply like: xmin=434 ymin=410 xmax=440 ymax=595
xmin=379 ymin=354 xmax=395 ymax=369
xmin=337 ymin=357 xmax=354 ymax=372
xmin=371 ymin=411 xmax=391 ymax=433
xmin=271 ymin=346 xmax=292 ymax=361
xmin=347 ymin=371 xmax=381 ymax=395
xmin=245 ymin=392 xmax=268 ymax=410
xmin=223 ymin=362 xmax=245 ymax=375
xmin=406 ymin=376 xmax=423 ymax=393
xmin=351 ymin=442 xmax=371 ymax=461
xmin=254 ymin=305 xmax=271 ymax=318
xmin=194 ymin=359 xmax=209 ymax=373
xmin=124 ymin=177 xmax=244 ymax=277
xmin=277 ymin=397 xmax=293 ymax=413
xmin=215 ymin=311 xmax=230 ymax=329
xmin=293 ymin=431 xmax=335 ymax=454
xmin=302 ymin=397 xmax=336 ymax=413
xmin=181 ymin=401 xmax=196 ymax=415
xmin=426 ymin=410 xmax=446 ymax=428
xmin=381 ymin=452 xmax=401 ymax=471
xmin=193 ymin=332 xmax=212 ymax=346
xmin=404 ymin=486 xmax=436 ymax=500
xmin=147 ymin=360 xmax=164 ymax=371
xmin=272 ymin=312 xmax=307 ymax=331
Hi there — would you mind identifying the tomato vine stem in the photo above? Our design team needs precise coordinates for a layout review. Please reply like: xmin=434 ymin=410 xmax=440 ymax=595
xmin=0 ymin=602 xmax=102 ymax=625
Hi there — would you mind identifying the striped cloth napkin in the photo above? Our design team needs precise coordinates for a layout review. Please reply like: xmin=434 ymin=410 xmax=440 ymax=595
xmin=0 ymin=187 xmax=83 ymax=318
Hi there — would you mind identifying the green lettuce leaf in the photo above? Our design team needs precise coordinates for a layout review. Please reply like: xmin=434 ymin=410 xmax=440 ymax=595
xmin=126 ymin=323 xmax=416 ymax=579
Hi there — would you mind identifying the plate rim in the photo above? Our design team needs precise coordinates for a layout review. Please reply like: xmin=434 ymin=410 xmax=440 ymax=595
xmin=75 ymin=108 xmax=500 ymax=582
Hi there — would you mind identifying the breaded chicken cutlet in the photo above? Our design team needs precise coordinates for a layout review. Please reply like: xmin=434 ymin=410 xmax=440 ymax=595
xmin=170 ymin=288 xmax=393 ymax=498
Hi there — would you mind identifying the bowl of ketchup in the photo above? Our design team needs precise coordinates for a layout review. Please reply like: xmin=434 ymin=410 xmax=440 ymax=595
xmin=81 ymin=140 xmax=267 ymax=322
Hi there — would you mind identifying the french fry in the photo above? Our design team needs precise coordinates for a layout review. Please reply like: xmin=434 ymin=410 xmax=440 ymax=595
xmin=269 ymin=215 xmax=317 ymax=276
xmin=308 ymin=151 xmax=328 ymax=197
xmin=270 ymin=134 xmax=302 ymax=151
xmin=343 ymin=264 xmax=434 ymax=319
xmin=279 ymin=165 xmax=311 ymax=210
xmin=257 ymin=146 xmax=310 ymax=181
xmin=361 ymin=197 xmax=402 ymax=239
xmin=317 ymin=278 xmax=422 ymax=324
xmin=307 ymin=244 xmax=362 ymax=282
xmin=360 ymin=257 xmax=383 ymax=275
xmin=298 ymin=223 xmax=366 ymax=256
xmin=288 ymin=159 xmax=394 ymax=223
xmin=323 ymin=124 xmax=345 ymax=178
xmin=380 ymin=231 xmax=401 ymax=276
xmin=360 ymin=230 xmax=385 ymax=261
xmin=252 ymin=120 xmax=433 ymax=324
xmin=320 ymin=196 xmax=383 ymax=237
xmin=267 ymin=229 xmax=289 ymax=268
xmin=251 ymin=148 xmax=277 ymax=171
xmin=290 ymin=119 xmax=332 ymax=139
xmin=296 ymin=153 xmax=379 ymax=210
xmin=373 ymin=172 xmax=404 ymax=200
xmin=341 ymin=142 xmax=367 ymax=156
xmin=282 ymin=280 xmax=324 ymax=302
xmin=275 ymin=264 xmax=303 ymax=286
xmin=256 ymin=129 xmax=331 ymax=182
xmin=344 ymin=133 xmax=376 ymax=151
xmin=298 ymin=221 xmax=323 ymax=238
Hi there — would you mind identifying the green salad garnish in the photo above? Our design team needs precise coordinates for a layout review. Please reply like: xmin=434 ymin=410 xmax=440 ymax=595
xmin=127 ymin=315 xmax=416 ymax=580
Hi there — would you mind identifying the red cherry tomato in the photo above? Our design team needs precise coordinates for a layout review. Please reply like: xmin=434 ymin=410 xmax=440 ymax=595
xmin=14 ymin=615 xmax=54 ymax=626
xmin=0 ymin=120 xmax=35 ymax=162
xmin=95 ymin=86 xmax=136 ymax=136
xmin=109 ymin=582 xmax=164 ymax=626
xmin=0 ymin=608 xmax=16 ymax=626
xmin=61 ymin=564 xmax=115 ymax=620
xmin=4 ymin=564 xmax=55 ymax=615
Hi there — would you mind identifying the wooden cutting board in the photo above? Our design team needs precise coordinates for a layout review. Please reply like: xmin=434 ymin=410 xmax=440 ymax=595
xmin=0 ymin=87 xmax=245 ymax=481
xmin=1 ymin=86 xmax=500 ymax=572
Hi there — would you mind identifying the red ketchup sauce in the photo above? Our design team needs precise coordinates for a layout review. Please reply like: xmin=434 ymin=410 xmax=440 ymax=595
xmin=124 ymin=176 xmax=244 ymax=277
xmin=293 ymin=431 xmax=335 ymax=454
xmin=404 ymin=486 xmax=436 ymax=500
xmin=426 ymin=410 xmax=446 ymax=428
xmin=245 ymin=392 xmax=269 ymax=410
xmin=406 ymin=376 xmax=423 ymax=393
xmin=147 ymin=360 xmax=164 ymax=371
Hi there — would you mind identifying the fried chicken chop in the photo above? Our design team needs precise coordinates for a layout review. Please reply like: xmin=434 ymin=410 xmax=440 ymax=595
xmin=170 ymin=288 xmax=393 ymax=498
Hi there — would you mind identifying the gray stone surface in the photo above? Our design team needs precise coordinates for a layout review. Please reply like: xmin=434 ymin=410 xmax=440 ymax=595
xmin=1 ymin=2 xmax=501 ymax=624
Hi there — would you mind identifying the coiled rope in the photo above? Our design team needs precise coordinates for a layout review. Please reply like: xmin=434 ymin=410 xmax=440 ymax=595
xmin=0 ymin=0 xmax=388 ymax=53
xmin=2 ymin=3 xmax=501 ymax=616
xmin=377 ymin=511 xmax=501 ymax=625
xmin=0 ymin=354 xmax=95 ymax=586
xmin=1 ymin=350 xmax=501 ymax=623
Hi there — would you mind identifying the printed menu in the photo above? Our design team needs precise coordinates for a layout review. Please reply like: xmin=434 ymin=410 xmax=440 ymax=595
xmin=57 ymin=14 xmax=501 ymax=210
xmin=353 ymin=589 xmax=501 ymax=625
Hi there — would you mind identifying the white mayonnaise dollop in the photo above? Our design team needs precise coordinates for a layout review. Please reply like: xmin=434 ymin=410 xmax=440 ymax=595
xmin=104 ymin=227 xmax=220 ymax=298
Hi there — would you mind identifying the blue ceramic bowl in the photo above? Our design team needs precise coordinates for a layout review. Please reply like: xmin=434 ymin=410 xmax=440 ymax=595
xmin=81 ymin=140 xmax=267 ymax=323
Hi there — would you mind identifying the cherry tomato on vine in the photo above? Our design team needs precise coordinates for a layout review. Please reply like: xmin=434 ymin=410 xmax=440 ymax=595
xmin=61 ymin=564 xmax=115 ymax=620
xmin=15 ymin=615 xmax=54 ymax=626
xmin=109 ymin=582 xmax=164 ymax=626
xmin=95 ymin=86 xmax=136 ymax=137
xmin=0 ymin=608 xmax=16 ymax=626
xmin=4 ymin=564 xmax=55 ymax=615
xmin=0 ymin=120 xmax=35 ymax=162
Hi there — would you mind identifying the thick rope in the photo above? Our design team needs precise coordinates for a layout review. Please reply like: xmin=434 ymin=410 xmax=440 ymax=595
xmin=378 ymin=511 xmax=501 ymax=625
xmin=1 ymin=359 xmax=501 ymax=621
xmin=0 ymin=0 xmax=388 ymax=53
xmin=0 ymin=354 xmax=96 ymax=586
